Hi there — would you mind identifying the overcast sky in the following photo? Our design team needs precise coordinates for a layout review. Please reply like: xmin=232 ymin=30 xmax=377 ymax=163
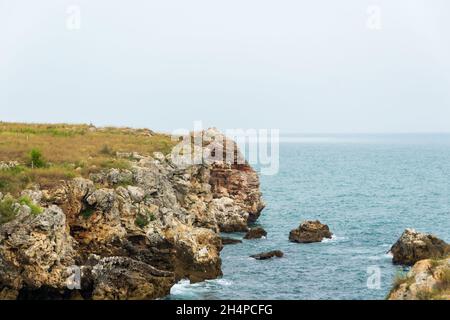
xmin=1 ymin=0 xmax=449 ymax=133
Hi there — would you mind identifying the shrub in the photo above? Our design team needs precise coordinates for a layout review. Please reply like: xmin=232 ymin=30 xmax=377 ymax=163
xmin=100 ymin=145 xmax=114 ymax=156
xmin=18 ymin=195 xmax=43 ymax=215
xmin=416 ymin=289 xmax=435 ymax=300
xmin=437 ymin=268 xmax=450 ymax=291
xmin=0 ymin=196 xmax=18 ymax=224
xmin=29 ymin=149 xmax=46 ymax=168
xmin=80 ymin=206 xmax=95 ymax=219
xmin=135 ymin=214 xmax=149 ymax=228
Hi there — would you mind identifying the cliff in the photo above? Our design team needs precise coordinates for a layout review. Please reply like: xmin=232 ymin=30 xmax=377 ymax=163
xmin=0 ymin=124 xmax=264 ymax=299
xmin=388 ymin=257 xmax=450 ymax=300
xmin=388 ymin=229 xmax=450 ymax=300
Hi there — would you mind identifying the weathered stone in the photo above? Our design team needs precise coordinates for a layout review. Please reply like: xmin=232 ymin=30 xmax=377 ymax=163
xmin=388 ymin=257 xmax=450 ymax=300
xmin=250 ymin=250 xmax=284 ymax=260
xmin=390 ymin=229 xmax=450 ymax=265
xmin=289 ymin=220 xmax=332 ymax=243
xmin=244 ymin=227 xmax=267 ymax=239
xmin=0 ymin=128 xmax=264 ymax=300
xmin=0 ymin=206 xmax=76 ymax=298
xmin=89 ymin=256 xmax=175 ymax=300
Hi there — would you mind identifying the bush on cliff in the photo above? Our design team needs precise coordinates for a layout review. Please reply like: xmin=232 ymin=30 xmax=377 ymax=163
xmin=18 ymin=195 xmax=43 ymax=215
xmin=0 ymin=195 xmax=18 ymax=224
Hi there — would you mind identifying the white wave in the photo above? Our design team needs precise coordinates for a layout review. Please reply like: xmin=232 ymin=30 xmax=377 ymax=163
xmin=321 ymin=235 xmax=347 ymax=243
xmin=170 ymin=279 xmax=192 ymax=295
xmin=206 ymin=278 xmax=233 ymax=286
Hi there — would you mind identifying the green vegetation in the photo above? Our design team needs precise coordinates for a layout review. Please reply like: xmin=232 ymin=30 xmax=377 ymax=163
xmin=18 ymin=195 xmax=43 ymax=215
xmin=135 ymin=214 xmax=149 ymax=228
xmin=0 ymin=195 xmax=18 ymax=224
xmin=28 ymin=149 xmax=46 ymax=168
xmin=391 ymin=271 xmax=413 ymax=292
xmin=0 ymin=122 xmax=176 ymax=196
xmin=0 ymin=194 xmax=43 ymax=224
xmin=407 ymin=261 xmax=450 ymax=300
xmin=100 ymin=145 xmax=115 ymax=156
xmin=80 ymin=207 xmax=95 ymax=219
xmin=435 ymin=268 xmax=450 ymax=292
xmin=135 ymin=212 xmax=155 ymax=228
xmin=416 ymin=289 xmax=434 ymax=300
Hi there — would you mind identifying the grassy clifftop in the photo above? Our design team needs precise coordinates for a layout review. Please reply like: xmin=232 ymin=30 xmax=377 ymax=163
xmin=0 ymin=122 xmax=176 ymax=195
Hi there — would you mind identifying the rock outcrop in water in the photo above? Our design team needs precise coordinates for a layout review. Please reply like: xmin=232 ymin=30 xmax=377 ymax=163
xmin=0 ymin=129 xmax=264 ymax=300
xmin=289 ymin=220 xmax=332 ymax=243
xmin=244 ymin=227 xmax=267 ymax=239
xmin=390 ymin=229 xmax=450 ymax=265
xmin=221 ymin=237 xmax=242 ymax=245
xmin=250 ymin=250 xmax=283 ymax=260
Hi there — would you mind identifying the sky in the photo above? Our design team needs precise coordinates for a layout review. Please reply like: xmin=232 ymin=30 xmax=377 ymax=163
xmin=0 ymin=0 xmax=449 ymax=133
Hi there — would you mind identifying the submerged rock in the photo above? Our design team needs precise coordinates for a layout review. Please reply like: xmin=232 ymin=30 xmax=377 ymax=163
xmin=250 ymin=250 xmax=284 ymax=260
xmin=390 ymin=229 xmax=450 ymax=265
xmin=221 ymin=237 xmax=243 ymax=245
xmin=289 ymin=220 xmax=332 ymax=243
xmin=244 ymin=227 xmax=267 ymax=239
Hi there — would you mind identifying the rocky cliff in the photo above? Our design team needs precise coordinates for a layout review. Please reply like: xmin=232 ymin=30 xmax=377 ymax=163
xmin=388 ymin=257 xmax=450 ymax=300
xmin=388 ymin=229 xmax=450 ymax=300
xmin=0 ymin=129 xmax=264 ymax=300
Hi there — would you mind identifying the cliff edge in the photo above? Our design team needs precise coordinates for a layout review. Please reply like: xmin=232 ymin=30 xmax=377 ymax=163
xmin=0 ymin=125 xmax=264 ymax=299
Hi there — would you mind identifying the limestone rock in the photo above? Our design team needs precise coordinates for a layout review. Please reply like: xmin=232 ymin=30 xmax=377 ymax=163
xmin=390 ymin=229 xmax=450 ymax=265
xmin=244 ymin=227 xmax=267 ymax=239
xmin=0 ymin=206 xmax=76 ymax=299
xmin=90 ymin=256 xmax=175 ymax=300
xmin=289 ymin=220 xmax=332 ymax=243
xmin=388 ymin=257 xmax=450 ymax=300
xmin=0 ymin=128 xmax=264 ymax=300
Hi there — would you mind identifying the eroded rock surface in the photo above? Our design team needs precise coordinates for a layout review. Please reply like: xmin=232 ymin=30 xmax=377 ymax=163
xmin=390 ymin=229 xmax=450 ymax=265
xmin=0 ymin=129 xmax=264 ymax=300
xmin=244 ymin=227 xmax=267 ymax=240
xmin=289 ymin=220 xmax=332 ymax=243
xmin=388 ymin=257 xmax=450 ymax=300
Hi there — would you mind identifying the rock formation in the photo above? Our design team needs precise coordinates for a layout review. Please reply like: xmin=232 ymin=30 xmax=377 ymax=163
xmin=0 ymin=128 xmax=264 ymax=300
xmin=388 ymin=257 xmax=450 ymax=300
xmin=289 ymin=220 xmax=332 ymax=243
xmin=221 ymin=237 xmax=242 ymax=245
xmin=390 ymin=229 xmax=450 ymax=265
xmin=250 ymin=250 xmax=284 ymax=260
xmin=244 ymin=227 xmax=267 ymax=239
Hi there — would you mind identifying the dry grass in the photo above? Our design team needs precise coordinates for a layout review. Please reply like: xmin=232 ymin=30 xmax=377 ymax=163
xmin=0 ymin=122 xmax=176 ymax=195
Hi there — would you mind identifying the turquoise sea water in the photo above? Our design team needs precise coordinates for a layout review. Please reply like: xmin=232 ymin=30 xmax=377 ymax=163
xmin=169 ymin=134 xmax=450 ymax=300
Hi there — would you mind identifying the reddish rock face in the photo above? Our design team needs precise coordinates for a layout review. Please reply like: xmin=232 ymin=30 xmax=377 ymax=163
xmin=209 ymin=162 xmax=265 ymax=223
xmin=289 ymin=220 xmax=333 ymax=243
xmin=0 ymin=129 xmax=265 ymax=300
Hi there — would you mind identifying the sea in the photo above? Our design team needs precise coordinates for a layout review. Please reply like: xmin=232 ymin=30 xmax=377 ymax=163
xmin=169 ymin=134 xmax=450 ymax=300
